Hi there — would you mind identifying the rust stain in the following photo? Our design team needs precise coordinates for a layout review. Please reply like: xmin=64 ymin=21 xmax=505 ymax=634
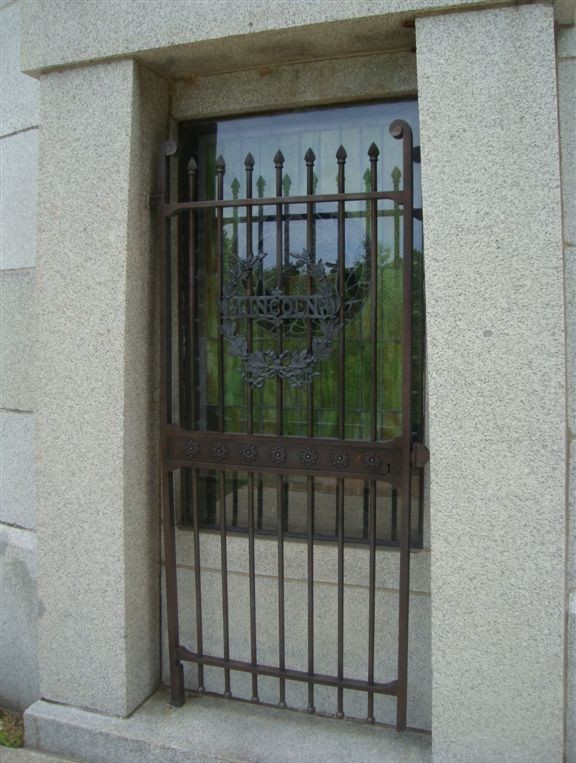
xmin=258 ymin=66 xmax=274 ymax=78
xmin=183 ymin=73 xmax=201 ymax=87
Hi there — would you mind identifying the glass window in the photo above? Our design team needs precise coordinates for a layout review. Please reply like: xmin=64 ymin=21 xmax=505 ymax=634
xmin=177 ymin=100 xmax=425 ymax=546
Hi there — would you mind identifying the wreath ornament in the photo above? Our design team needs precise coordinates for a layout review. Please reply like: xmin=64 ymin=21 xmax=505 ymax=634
xmin=220 ymin=250 xmax=343 ymax=389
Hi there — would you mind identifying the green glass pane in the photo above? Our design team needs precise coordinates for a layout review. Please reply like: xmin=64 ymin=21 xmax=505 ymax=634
xmin=181 ymin=100 xmax=425 ymax=545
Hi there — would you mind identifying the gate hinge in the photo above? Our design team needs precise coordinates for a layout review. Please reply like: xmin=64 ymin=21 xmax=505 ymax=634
xmin=411 ymin=442 xmax=430 ymax=468
xmin=147 ymin=192 xmax=164 ymax=209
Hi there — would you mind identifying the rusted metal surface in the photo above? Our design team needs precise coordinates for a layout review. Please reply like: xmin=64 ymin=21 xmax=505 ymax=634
xmin=167 ymin=427 xmax=404 ymax=482
xmin=157 ymin=116 xmax=427 ymax=730
xmin=394 ymin=118 xmax=415 ymax=732
xmin=158 ymin=139 xmax=185 ymax=707
xmin=177 ymin=647 xmax=399 ymax=695
xmin=367 ymin=139 xmax=380 ymax=724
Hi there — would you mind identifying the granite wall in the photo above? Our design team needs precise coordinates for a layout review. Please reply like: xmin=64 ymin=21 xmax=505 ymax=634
xmin=0 ymin=0 xmax=40 ymax=713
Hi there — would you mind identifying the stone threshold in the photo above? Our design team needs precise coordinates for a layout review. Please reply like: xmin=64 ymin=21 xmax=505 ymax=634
xmin=24 ymin=689 xmax=432 ymax=763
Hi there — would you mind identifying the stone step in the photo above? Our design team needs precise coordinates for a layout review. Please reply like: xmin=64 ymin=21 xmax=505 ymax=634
xmin=0 ymin=750 xmax=82 ymax=763
xmin=25 ymin=689 xmax=431 ymax=763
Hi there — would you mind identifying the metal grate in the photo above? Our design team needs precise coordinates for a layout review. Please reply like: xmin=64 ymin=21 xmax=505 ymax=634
xmin=156 ymin=115 xmax=428 ymax=730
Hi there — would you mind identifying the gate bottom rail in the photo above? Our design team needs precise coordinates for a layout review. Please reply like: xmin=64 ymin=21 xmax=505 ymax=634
xmin=177 ymin=646 xmax=398 ymax=696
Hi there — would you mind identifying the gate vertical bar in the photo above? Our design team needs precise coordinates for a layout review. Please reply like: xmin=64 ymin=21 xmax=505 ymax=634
xmin=281 ymin=169 xmax=291 ymax=556
xmin=231 ymin=178 xmax=240 ymax=527
xmin=245 ymin=152 xmax=259 ymax=703
xmin=391 ymin=165 xmax=402 ymax=542
xmin=186 ymin=158 xmax=198 ymax=432
xmin=159 ymin=140 xmax=184 ymax=706
xmin=274 ymin=150 xmax=287 ymax=708
xmin=366 ymin=141 xmax=380 ymax=723
xmin=283 ymin=173 xmax=291 ymax=267
xmin=256 ymin=175 xmax=265 ymax=530
xmin=304 ymin=147 xmax=316 ymax=715
xmin=336 ymin=145 xmax=347 ymax=720
xmin=216 ymin=155 xmax=231 ymax=698
xmin=391 ymin=120 xmax=414 ymax=731
xmin=362 ymin=169 xmax=371 ymax=542
xmin=187 ymin=156 xmax=205 ymax=694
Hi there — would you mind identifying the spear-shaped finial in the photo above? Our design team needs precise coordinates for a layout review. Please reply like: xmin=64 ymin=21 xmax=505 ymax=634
xmin=187 ymin=156 xmax=197 ymax=175
xmin=273 ymin=149 xmax=285 ymax=168
xmin=231 ymin=177 xmax=240 ymax=199
xmin=216 ymin=155 xmax=226 ymax=173
xmin=244 ymin=152 xmax=255 ymax=169
xmin=368 ymin=142 xmax=380 ymax=160
xmin=336 ymin=145 xmax=347 ymax=163
xmin=304 ymin=147 xmax=316 ymax=166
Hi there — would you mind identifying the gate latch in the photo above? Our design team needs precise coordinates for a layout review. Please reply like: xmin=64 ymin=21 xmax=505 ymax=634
xmin=411 ymin=443 xmax=430 ymax=468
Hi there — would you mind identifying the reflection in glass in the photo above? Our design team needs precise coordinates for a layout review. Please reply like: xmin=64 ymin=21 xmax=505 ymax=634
xmin=179 ymin=100 xmax=425 ymax=546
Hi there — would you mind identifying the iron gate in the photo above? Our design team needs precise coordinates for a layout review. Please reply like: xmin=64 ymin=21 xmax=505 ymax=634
xmin=156 ymin=116 xmax=428 ymax=731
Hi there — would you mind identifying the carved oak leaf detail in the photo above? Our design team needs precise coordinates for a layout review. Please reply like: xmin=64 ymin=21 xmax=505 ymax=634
xmin=220 ymin=248 xmax=344 ymax=389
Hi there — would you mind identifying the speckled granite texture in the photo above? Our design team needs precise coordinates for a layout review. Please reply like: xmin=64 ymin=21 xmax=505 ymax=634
xmin=417 ymin=5 xmax=566 ymax=762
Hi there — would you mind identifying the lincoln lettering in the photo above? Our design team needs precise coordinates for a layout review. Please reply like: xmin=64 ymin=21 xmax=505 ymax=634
xmin=227 ymin=294 xmax=332 ymax=321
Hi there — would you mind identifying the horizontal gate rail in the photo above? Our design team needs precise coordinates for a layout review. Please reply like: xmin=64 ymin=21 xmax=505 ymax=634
xmin=166 ymin=426 xmax=403 ymax=483
xmin=177 ymin=647 xmax=398 ymax=695
xmin=164 ymin=189 xmax=404 ymax=215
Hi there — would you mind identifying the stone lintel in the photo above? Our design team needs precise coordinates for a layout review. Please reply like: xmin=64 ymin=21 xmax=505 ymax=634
xmin=172 ymin=50 xmax=417 ymax=122
xmin=20 ymin=0 xmax=513 ymax=79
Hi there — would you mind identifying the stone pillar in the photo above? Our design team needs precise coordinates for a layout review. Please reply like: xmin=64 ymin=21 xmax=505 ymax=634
xmin=557 ymin=22 xmax=576 ymax=762
xmin=416 ymin=6 xmax=566 ymax=762
xmin=34 ymin=59 xmax=170 ymax=716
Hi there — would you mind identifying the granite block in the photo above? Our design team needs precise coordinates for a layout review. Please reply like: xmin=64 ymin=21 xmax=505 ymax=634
xmin=171 ymin=531 xmax=431 ymax=593
xmin=20 ymin=0 xmax=494 ymax=77
xmin=0 ymin=411 xmax=36 ymax=529
xmin=172 ymin=51 xmax=417 ymax=121
xmin=25 ymin=688 xmax=431 ymax=763
xmin=569 ymin=437 xmax=576 ymax=592
xmin=557 ymin=23 xmax=576 ymax=58
xmin=162 ymin=564 xmax=431 ymax=729
xmin=0 ymin=2 xmax=39 ymax=135
xmin=558 ymin=59 xmax=576 ymax=246
xmin=567 ymin=591 xmax=576 ymax=763
xmin=416 ymin=5 xmax=566 ymax=762
xmin=567 ymin=246 xmax=576 ymax=446
xmin=0 ymin=268 xmax=35 ymax=411
xmin=0 ymin=524 xmax=40 ymax=711
xmin=34 ymin=60 xmax=169 ymax=717
xmin=0 ymin=128 xmax=38 ymax=269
